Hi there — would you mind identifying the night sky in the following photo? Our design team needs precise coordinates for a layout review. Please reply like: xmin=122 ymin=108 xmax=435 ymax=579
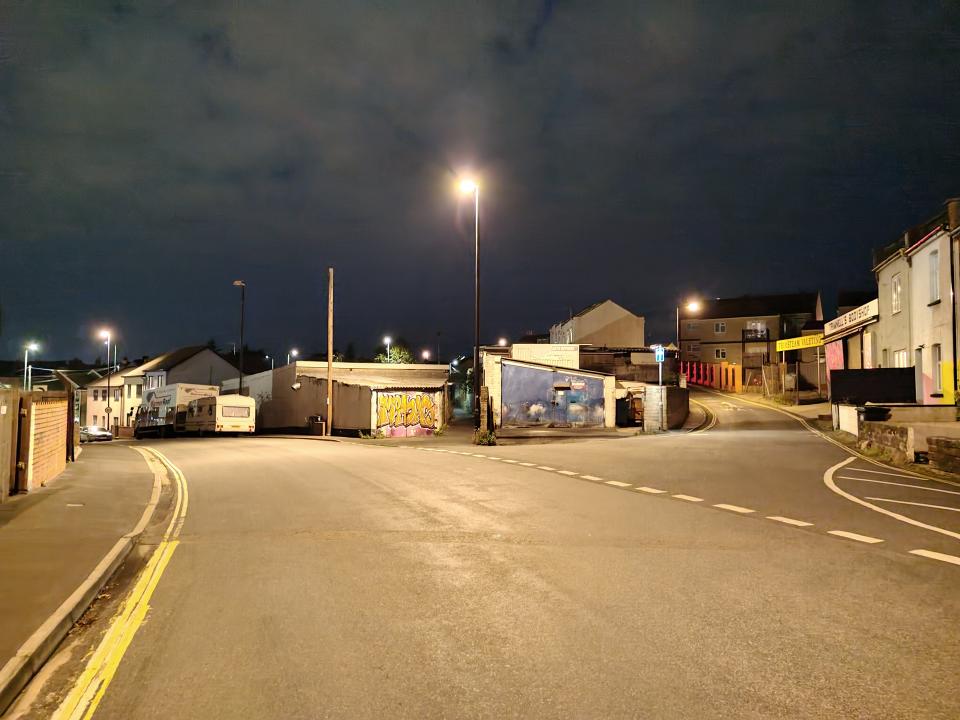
xmin=3 ymin=2 xmax=960 ymax=362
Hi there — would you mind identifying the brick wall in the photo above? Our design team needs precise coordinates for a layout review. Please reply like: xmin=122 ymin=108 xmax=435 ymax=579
xmin=858 ymin=421 xmax=914 ymax=464
xmin=28 ymin=395 xmax=68 ymax=490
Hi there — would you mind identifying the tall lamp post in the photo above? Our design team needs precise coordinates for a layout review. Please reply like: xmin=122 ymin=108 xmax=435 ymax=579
xmin=265 ymin=355 xmax=274 ymax=370
xmin=99 ymin=329 xmax=112 ymax=428
xmin=675 ymin=299 xmax=702 ymax=357
xmin=287 ymin=348 xmax=299 ymax=365
xmin=458 ymin=177 xmax=481 ymax=428
xmin=383 ymin=336 xmax=392 ymax=361
xmin=23 ymin=342 xmax=39 ymax=390
xmin=233 ymin=280 xmax=246 ymax=395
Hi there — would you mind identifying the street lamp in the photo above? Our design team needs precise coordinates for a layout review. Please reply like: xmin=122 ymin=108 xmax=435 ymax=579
xmin=287 ymin=348 xmax=299 ymax=365
xmin=265 ymin=354 xmax=274 ymax=370
xmin=383 ymin=335 xmax=392 ymax=360
xmin=458 ymin=176 xmax=481 ymax=428
xmin=676 ymin=299 xmax=702 ymax=357
xmin=421 ymin=349 xmax=431 ymax=362
xmin=99 ymin=329 xmax=112 ymax=428
xmin=497 ymin=337 xmax=508 ymax=347
xmin=233 ymin=280 xmax=246 ymax=395
xmin=23 ymin=342 xmax=39 ymax=390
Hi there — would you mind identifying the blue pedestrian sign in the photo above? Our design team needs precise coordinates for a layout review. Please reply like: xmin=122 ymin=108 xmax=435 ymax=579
xmin=654 ymin=346 xmax=665 ymax=363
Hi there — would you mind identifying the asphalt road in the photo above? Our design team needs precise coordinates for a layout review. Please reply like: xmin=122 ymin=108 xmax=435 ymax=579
xmin=33 ymin=393 xmax=960 ymax=719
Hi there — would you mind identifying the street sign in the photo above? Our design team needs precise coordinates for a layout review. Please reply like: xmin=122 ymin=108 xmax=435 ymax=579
xmin=654 ymin=346 xmax=665 ymax=363
xmin=104 ymin=406 xmax=112 ymax=414
xmin=775 ymin=334 xmax=823 ymax=353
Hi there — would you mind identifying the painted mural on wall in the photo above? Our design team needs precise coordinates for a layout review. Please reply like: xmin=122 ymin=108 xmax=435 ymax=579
xmin=500 ymin=362 xmax=605 ymax=428
xmin=376 ymin=391 xmax=438 ymax=437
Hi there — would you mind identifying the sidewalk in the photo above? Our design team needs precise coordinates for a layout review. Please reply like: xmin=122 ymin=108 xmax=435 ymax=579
xmin=0 ymin=443 xmax=157 ymax=711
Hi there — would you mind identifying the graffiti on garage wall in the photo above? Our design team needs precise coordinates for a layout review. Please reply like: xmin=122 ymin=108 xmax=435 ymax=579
xmin=376 ymin=392 xmax=438 ymax=436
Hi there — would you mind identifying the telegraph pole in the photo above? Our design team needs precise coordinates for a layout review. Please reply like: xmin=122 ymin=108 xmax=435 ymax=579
xmin=327 ymin=267 xmax=334 ymax=435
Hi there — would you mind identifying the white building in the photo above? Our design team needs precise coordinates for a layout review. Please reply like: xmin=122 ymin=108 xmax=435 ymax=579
xmin=85 ymin=346 xmax=237 ymax=429
xmin=549 ymin=300 xmax=645 ymax=347
xmin=870 ymin=199 xmax=959 ymax=405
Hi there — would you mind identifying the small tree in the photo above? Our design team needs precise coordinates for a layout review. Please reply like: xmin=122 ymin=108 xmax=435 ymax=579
xmin=374 ymin=346 xmax=413 ymax=364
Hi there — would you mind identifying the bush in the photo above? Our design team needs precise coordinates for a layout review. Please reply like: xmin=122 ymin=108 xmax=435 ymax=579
xmin=473 ymin=429 xmax=497 ymax=446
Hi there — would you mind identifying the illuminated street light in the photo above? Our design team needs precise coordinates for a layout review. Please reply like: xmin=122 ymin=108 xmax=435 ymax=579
xmin=99 ymin=329 xmax=113 ymax=427
xmin=287 ymin=348 xmax=299 ymax=365
xmin=676 ymin=298 xmax=703 ymax=360
xmin=265 ymin=354 xmax=274 ymax=370
xmin=23 ymin=341 xmax=39 ymax=390
xmin=497 ymin=337 xmax=508 ymax=347
xmin=457 ymin=176 xmax=481 ymax=428
xmin=233 ymin=280 xmax=246 ymax=395
xmin=383 ymin=336 xmax=392 ymax=359
xmin=421 ymin=349 xmax=431 ymax=361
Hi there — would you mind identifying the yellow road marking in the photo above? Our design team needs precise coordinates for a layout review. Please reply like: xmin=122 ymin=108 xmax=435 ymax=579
xmin=53 ymin=448 xmax=188 ymax=720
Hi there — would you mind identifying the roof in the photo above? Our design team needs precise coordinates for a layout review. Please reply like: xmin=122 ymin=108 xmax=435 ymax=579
xmin=680 ymin=293 xmax=819 ymax=320
xmin=568 ymin=299 xmax=638 ymax=321
xmin=134 ymin=346 xmax=208 ymax=373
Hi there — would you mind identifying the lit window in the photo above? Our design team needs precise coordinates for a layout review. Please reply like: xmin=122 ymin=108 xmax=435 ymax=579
xmin=891 ymin=273 xmax=902 ymax=314
xmin=930 ymin=250 xmax=940 ymax=303
xmin=933 ymin=344 xmax=942 ymax=392
xmin=894 ymin=349 xmax=908 ymax=368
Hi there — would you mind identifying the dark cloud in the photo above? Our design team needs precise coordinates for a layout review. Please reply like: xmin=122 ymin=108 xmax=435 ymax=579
xmin=2 ymin=1 xmax=960 ymax=360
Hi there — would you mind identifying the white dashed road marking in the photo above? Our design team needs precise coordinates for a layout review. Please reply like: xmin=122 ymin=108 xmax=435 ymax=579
xmin=581 ymin=475 xmax=604 ymax=482
xmin=537 ymin=466 xmax=556 ymax=471
xmin=635 ymin=487 xmax=667 ymax=494
xmin=605 ymin=480 xmax=631 ymax=488
xmin=486 ymin=456 xmax=501 ymax=460
xmin=766 ymin=516 xmax=813 ymax=527
xmin=673 ymin=494 xmax=703 ymax=502
xmin=501 ymin=459 xmax=518 ymax=464
xmin=557 ymin=470 xmax=578 ymax=476
xmin=828 ymin=530 xmax=884 ymax=544
xmin=713 ymin=503 xmax=754 ymax=514
xmin=518 ymin=462 xmax=536 ymax=467
xmin=909 ymin=549 xmax=960 ymax=566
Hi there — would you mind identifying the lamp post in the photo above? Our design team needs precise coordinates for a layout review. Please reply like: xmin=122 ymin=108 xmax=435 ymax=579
xmin=99 ymin=329 xmax=112 ymax=428
xmin=265 ymin=355 xmax=274 ymax=370
xmin=675 ymin=299 xmax=702 ymax=357
xmin=383 ymin=335 xmax=392 ymax=361
xmin=458 ymin=177 xmax=481 ymax=428
xmin=497 ymin=337 xmax=508 ymax=347
xmin=233 ymin=280 xmax=246 ymax=395
xmin=23 ymin=342 xmax=38 ymax=390
xmin=287 ymin=348 xmax=298 ymax=365
xmin=421 ymin=349 xmax=431 ymax=362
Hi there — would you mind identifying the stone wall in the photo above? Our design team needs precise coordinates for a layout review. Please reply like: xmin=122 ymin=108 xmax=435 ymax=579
xmin=858 ymin=421 xmax=914 ymax=464
xmin=927 ymin=436 xmax=960 ymax=474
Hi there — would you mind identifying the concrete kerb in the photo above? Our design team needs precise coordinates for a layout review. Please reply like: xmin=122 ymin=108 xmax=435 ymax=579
xmin=0 ymin=447 xmax=166 ymax=715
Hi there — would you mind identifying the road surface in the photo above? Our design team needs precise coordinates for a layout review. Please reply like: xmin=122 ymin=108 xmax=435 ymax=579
xmin=24 ymin=391 xmax=960 ymax=719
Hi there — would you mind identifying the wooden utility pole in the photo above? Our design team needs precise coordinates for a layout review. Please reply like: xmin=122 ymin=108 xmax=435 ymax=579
xmin=326 ymin=267 xmax=334 ymax=436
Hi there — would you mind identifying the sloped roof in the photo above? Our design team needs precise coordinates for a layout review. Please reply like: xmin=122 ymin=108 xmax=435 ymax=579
xmin=680 ymin=293 xmax=819 ymax=320
xmin=570 ymin=299 xmax=638 ymax=320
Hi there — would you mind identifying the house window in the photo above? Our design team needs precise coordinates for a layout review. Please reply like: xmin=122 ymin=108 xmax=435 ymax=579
xmin=891 ymin=273 xmax=902 ymax=314
xmin=715 ymin=348 xmax=727 ymax=360
xmin=882 ymin=348 xmax=889 ymax=368
xmin=93 ymin=415 xmax=98 ymax=426
xmin=894 ymin=349 xmax=908 ymax=368
xmin=930 ymin=250 xmax=940 ymax=303
xmin=114 ymin=388 xmax=121 ymax=401
xmin=933 ymin=344 xmax=942 ymax=392
xmin=136 ymin=385 xmax=143 ymax=397
xmin=126 ymin=385 xmax=131 ymax=398
xmin=686 ymin=322 xmax=698 ymax=332
xmin=714 ymin=322 xmax=726 ymax=334
xmin=92 ymin=389 xmax=98 ymax=401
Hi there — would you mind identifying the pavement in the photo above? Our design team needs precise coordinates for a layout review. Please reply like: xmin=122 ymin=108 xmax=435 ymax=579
xmin=11 ymin=389 xmax=959 ymax=719
xmin=0 ymin=443 xmax=157 ymax=712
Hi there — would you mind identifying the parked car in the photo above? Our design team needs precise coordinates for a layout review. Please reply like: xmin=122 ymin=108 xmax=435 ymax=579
xmin=80 ymin=426 xmax=113 ymax=443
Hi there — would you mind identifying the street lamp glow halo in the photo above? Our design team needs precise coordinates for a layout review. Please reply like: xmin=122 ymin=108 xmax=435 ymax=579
xmin=458 ymin=178 xmax=478 ymax=194
xmin=383 ymin=336 xmax=391 ymax=345
xmin=290 ymin=349 xmax=299 ymax=357
xmin=686 ymin=300 xmax=702 ymax=312
xmin=99 ymin=329 xmax=111 ymax=340
xmin=26 ymin=342 xmax=39 ymax=352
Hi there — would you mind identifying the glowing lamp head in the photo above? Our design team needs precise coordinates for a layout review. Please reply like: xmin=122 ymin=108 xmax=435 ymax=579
xmin=685 ymin=300 xmax=701 ymax=313
xmin=497 ymin=337 xmax=508 ymax=347
xmin=99 ymin=329 xmax=111 ymax=341
xmin=233 ymin=279 xmax=245 ymax=287
xmin=383 ymin=336 xmax=392 ymax=345
xmin=421 ymin=350 xmax=431 ymax=360
xmin=290 ymin=349 xmax=299 ymax=358
xmin=26 ymin=342 xmax=39 ymax=352
xmin=458 ymin=178 xmax=478 ymax=194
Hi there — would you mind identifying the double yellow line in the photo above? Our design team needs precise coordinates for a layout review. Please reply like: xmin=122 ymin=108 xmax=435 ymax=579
xmin=54 ymin=448 xmax=188 ymax=720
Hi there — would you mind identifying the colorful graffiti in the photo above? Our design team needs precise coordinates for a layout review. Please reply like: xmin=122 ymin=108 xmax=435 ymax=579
xmin=376 ymin=392 xmax=438 ymax=436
